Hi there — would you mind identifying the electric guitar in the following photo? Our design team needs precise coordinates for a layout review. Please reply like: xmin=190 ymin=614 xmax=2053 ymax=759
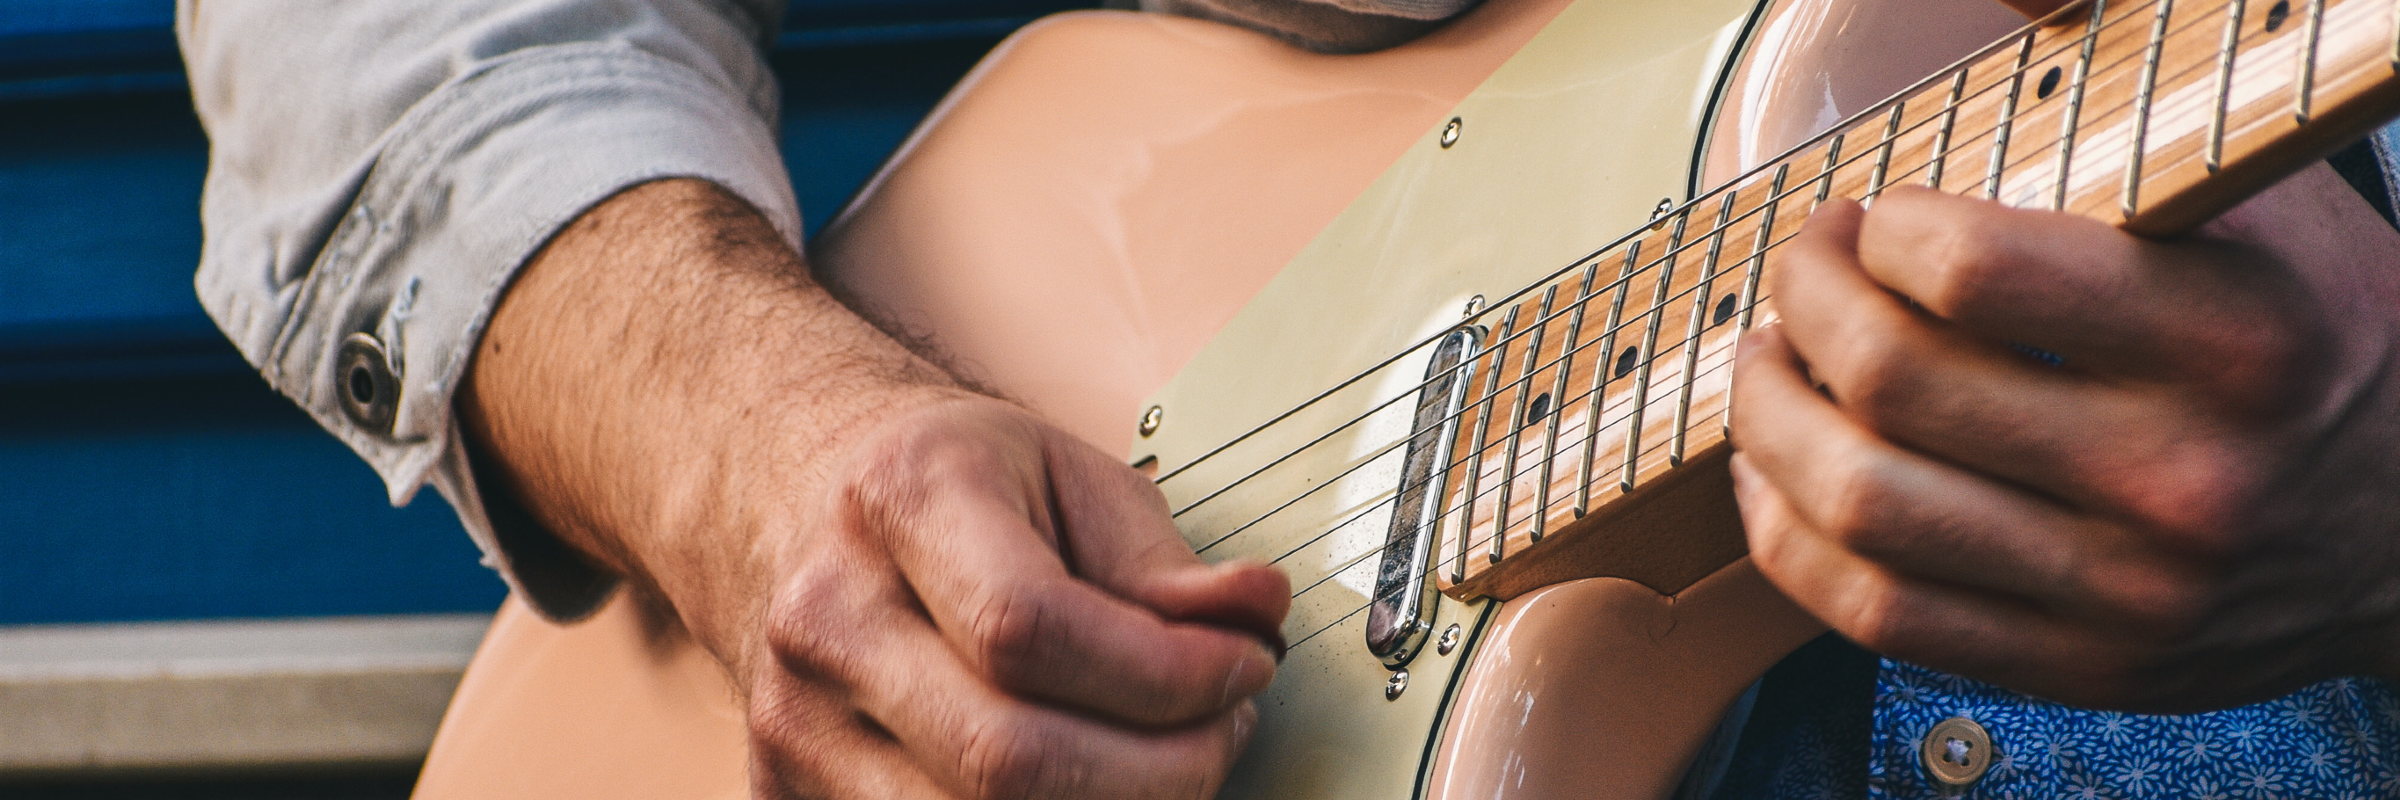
xmin=409 ymin=0 xmax=2400 ymax=796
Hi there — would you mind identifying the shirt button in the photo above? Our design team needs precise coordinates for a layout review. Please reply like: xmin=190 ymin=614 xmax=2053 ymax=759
xmin=1920 ymin=716 xmax=1995 ymax=788
xmin=337 ymin=332 xmax=400 ymax=435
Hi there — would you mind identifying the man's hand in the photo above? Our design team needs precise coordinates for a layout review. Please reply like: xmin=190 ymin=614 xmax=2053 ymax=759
xmin=1728 ymin=165 xmax=2400 ymax=714
xmin=460 ymin=179 xmax=1289 ymax=798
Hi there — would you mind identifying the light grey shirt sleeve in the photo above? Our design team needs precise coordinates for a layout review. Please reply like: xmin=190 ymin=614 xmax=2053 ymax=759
xmin=179 ymin=0 xmax=800 ymax=620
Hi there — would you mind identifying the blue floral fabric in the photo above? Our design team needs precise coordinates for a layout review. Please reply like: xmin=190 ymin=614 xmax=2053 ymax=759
xmin=1867 ymin=661 xmax=2400 ymax=799
xmin=1705 ymin=637 xmax=2400 ymax=800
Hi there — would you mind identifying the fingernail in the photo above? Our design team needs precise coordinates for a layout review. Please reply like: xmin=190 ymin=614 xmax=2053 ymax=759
xmin=1222 ymin=645 xmax=1273 ymax=705
xmin=1230 ymin=700 xmax=1258 ymax=751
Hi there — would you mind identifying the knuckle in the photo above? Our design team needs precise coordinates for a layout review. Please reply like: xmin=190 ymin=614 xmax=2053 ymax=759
xmin=957 ymin=714 xmax=1054 ymax=800
xmin=1831 ymin=584 xmax=1911 ymax=654
xmin=1918 ymin=216 xmax=2013 ymax=318
xmin=1815 ymin=455 xmax=1900 ymax=550
xmin=2122 ymin=451 xmax=2251 ymax=555
xmin=966 ymin=586 xmax=1048 ymax=676
xmin=2202 ymin=318 xmax=2316 ymax=407
xmin=1832 ymin=333 xmax=1920 ymax=424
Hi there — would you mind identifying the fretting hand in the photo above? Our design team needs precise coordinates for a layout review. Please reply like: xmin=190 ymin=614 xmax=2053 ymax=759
xmin=1728 ymin=165 xmax=2400 ymax=713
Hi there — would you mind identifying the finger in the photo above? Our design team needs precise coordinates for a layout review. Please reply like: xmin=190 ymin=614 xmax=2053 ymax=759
xmin=786 ymin=572 xmax=1257 ymax=800
xmin=1729 ymin=327 xmax=2201 ymax=624
xmin=860 ymin=422 xmax=1277 ymax=727
xmin=1770 ymin=204 xmax=2259 ymax=531
xmin=1730 ymin=451 xmax=2144 ymax=706
xmin=1040 ymin=428 xmax=1293 ymax=653
xmin=1992 ymin=0 xmax=2080 ymax=20
xmin=1852 ymin=188 xmax=2312 ymax=398
xmin=748 ymin=672 xmax=953 ymax=800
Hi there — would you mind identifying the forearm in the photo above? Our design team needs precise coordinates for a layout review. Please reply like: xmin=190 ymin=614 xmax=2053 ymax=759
xmin=458 ymin=179 xmax=960 ymax=674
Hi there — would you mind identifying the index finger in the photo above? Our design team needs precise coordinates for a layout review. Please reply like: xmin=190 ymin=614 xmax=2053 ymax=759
xmin=854 ymin=419 xmax=1278 ymax=728
xmin=1852 ymin=187 xmax=2316 ymax=397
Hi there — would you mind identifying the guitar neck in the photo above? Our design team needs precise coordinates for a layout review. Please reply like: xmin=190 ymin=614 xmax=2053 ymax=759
xmin=1438 ymin=0 xmax=2400 ymax=601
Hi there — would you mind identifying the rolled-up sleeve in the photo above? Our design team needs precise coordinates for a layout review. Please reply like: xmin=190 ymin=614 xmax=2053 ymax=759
xmin=178 ymin=0 xmax=798 ymax=620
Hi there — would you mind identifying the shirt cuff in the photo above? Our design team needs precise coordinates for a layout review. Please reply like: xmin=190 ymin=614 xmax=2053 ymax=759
xmin=213 ymin=42 xmax=801 ymax=621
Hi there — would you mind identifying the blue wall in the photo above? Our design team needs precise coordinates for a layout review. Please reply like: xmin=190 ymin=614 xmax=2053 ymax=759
xmin=0 ymin=0 xmax=1088 ymax=625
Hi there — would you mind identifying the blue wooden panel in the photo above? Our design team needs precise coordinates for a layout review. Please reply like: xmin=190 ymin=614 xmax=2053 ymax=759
xmin=0 ymin=2 xmax=1089 ymax=624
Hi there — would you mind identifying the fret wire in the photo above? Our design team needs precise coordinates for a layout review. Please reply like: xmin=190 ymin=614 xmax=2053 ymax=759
xmin=1672 ymin=193 xmax=1740 ymax=466
xmin=1869 ymin=102 xmax=1907 ymax=200
xmin=1332 ymin=305 xmax=1762 ymax=610
xmin=1620 ymin=212 xmax=1688 ymax=492
xmin=1355 ymin=76 xmax=2295 ymax=581
xmin=1816 ymin=133 xmax=1847 ymax=206
xmin=2125 ymin=0 xmax=2176 ymax=218
xmin=1292 ymin=18 xmax=2333 ymax=591
xmin=1455 ymin=306 xmax=1516 ymax=574
xmin=1355 ymin=55 xmax=2184 ymax=570
xmin=2053 ymin=0 xmax=2109 ymax=213
xmin=1167 ymin=0 xmax=2167 ymax=492
xmin=1187 ymin=3 xmax=2253 ymax=532
xmin=1202 ymin=46 xmax=2149 ymax=532
xmin=2297 ymin=0 xmax=2325 ymax=123
xmin=1989 ymin=32 xmax=2038 ymax=199
xmin=1576 ymin=244 xmax=1641 ymax=515
xmin=1930 ymin=70 xmax=1968 ymax=189
xmin=2208 ymin=0 xmax=2246 ymax=171
xmin=1729 ymin=165 xmax=1788 ymax=439
xmin=1537 ymin=263 xmax=1599 ymax=536
xmin=1197 ymin=34 xmax=2149 ymax=529
xmin=1493 ymin=288 xmax=1557 ymax=558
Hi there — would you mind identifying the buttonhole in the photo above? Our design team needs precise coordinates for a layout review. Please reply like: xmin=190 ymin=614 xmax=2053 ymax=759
xmin=348 ymin=365 xmax=377 ymax=404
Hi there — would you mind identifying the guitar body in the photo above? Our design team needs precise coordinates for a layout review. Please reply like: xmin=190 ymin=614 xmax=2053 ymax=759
xmin=412 ymin=1 xmax=2027 ymax=797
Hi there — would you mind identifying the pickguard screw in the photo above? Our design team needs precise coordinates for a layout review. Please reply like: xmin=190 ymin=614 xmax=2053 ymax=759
xmin=1385 ymin=670 xmax=1410 ymax=700
xmin=1648 ymin=197 xmax=1675 ymax=229
xmin=1440 ymin=117 xmax=1462 ymax=149
xmin=1462 ymin=295 xmax=1485 ymax=318
xmin=1437 ymin=624 xmax=1462 ymax=656
xmin=1139 ymin=406 xmax=1164 ymax=438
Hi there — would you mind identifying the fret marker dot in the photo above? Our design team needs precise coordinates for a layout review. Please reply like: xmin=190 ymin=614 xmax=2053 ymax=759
xmin=2264 ymin=0 xmax=2290 ymax=31
xmin=2036 ymin=66 xmax=2062 ymax=100
xmin=1614 ymin=346 xmax=1640 ymax=379
xmin=1712 ymin=293 xmax=1739 ymax=327
xmin=1525 ymin=393 xmax=1551 ymax=427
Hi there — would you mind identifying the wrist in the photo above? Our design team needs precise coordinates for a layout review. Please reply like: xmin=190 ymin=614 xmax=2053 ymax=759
xmin=458 ymin=178 xmax=963 ymax=678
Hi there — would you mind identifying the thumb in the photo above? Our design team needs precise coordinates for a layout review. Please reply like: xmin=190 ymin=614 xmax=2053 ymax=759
xmin=1040 ymin=429 xmax=1293 ymax=654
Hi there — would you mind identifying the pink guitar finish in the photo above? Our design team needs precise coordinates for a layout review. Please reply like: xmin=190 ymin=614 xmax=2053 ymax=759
xmin=411 ymin=1 xmax=2024 ymax=797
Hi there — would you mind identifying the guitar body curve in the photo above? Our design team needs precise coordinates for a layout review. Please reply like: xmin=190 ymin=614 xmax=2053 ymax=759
xmin=411 ymin=2 xmax=2026 ymax=797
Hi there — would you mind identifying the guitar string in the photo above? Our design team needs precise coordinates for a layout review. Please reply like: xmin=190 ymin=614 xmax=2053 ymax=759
xmin=1146 ymin=0 xmax=2142 ymax=488
xmin=1148 ymin=0 xmax=2182 ymax=491
xmin=1257 ymin=30 xmax=2343 ymax=651
xmin=1180 ymin=6 xmax=2195 ymax=549
xmin=1166 ymin=0 xmax=2193 ymax=524
xmin=1196 ymin=23 xmax=2242 ymax=568
xmin=1203 ymin=0 xmax=2336 ymax=568
xmin=1269 ymin=22 xmax=2292 ymax=591
xmin=1274 ymin=87 xmax=2346 ymax=660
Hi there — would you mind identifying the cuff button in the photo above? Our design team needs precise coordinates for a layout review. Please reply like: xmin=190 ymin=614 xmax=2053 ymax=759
xmin=1921 ymin=716 xmax=1995 ymax=789
xmin=337 ymin=333 xmax=399 ymax=436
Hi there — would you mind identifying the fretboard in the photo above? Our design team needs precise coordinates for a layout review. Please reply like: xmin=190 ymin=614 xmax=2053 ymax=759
xmin=1438 ymin=0 xmax=2400 ymax=600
